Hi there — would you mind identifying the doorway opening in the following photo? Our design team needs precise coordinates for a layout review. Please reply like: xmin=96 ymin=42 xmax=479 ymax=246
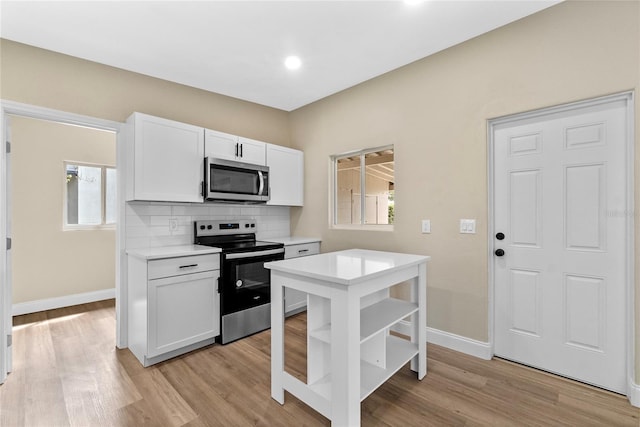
xmin=10 ymin=116 xmax=116 ymax=315
xmin=0 ymin=101 xmax=124 ymax=384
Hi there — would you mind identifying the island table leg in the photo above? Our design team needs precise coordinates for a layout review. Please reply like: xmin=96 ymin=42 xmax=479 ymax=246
xmin=271 ymin=273 xmax=285 ymax=404
xmin=410 ymin=262 xmax=427 ymax=379
xmin=330 ymin=288 xmax=361 ymax=426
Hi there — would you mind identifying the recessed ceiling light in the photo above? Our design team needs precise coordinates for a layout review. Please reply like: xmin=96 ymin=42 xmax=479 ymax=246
xmin=284 ymin=55 xmax=302 ymax=70
xmin=404 ymin=0 xmax=423 ymax=5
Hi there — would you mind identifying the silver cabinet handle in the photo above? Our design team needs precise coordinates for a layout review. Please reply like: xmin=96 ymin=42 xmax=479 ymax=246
xmin=179 ymin=264 xmax=198 ymax=269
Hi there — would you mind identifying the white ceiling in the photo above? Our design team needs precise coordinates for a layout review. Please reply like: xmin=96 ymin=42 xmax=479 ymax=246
xmin=1 ymin=1 xmax=561 ymax=112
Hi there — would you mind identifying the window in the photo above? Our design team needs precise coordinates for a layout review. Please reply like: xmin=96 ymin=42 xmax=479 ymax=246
xmin=332 ymin=146 xmax=394 ymax=228
xmin=65 ymin=162 xmax=116 ymax=228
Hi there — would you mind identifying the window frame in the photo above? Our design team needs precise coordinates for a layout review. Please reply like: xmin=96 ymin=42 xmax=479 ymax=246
xmin=63 ymin=160 xmax=116 ymax=230
xmin=330 ymin=144 xmax=394 ymax=231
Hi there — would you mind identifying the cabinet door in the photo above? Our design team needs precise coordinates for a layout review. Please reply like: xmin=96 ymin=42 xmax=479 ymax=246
xmin=267 ymin=144 xmax=304 ymax=206
xmin=147 ymin=270 xmax=219 ymax=357
xmin=237 ymin=137 xmax=266 ymax=165
xmin=130 ymin=113 xmax=204 ymax=203
xmin=204 ymin=129 xmax=239 ymax=161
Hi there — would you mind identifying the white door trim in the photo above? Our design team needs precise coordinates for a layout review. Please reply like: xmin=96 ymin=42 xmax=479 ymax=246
xmin=487 ymin=91 xmax=635 ymax=404
xmin=0 ymin=100 xmax=127 ymax=369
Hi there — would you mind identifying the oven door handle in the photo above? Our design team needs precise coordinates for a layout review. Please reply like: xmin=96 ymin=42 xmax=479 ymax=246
xmin=225 ymin=248 xmax=284 ymax=260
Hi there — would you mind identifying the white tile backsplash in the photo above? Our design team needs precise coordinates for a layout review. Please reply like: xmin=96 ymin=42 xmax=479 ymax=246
xmin=125 ymin=201 xmax=290 ymax=249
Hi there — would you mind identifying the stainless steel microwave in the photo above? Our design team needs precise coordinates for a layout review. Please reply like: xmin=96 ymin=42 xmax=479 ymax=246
xmin=204 ymin=157 xmax=270 ymax=203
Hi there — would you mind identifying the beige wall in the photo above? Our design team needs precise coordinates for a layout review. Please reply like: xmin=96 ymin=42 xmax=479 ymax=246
xmin=0 ymin=39 xmax=290 ymax=146
xmin=1 ymin=38 xmax=289 ymax=302
xmin=10 ymin=116 xmax=116 ymax=303
xmin=289 ymin=1 xmax=640 ymax=382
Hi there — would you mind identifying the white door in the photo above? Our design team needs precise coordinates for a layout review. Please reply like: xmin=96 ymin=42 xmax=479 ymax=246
xmin=493 ymin=96 xmax=630 ymax=393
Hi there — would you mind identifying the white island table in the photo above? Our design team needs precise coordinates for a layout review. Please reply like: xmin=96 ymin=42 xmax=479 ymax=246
xmin=265 ymin=249 xmax=429 ymax=426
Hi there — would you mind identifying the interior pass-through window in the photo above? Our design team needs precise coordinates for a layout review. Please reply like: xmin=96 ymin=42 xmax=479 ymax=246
xmin=331 ymin=145 xmax=394 ymax=228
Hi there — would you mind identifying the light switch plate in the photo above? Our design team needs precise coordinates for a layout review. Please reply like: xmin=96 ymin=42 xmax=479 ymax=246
xmin=421 ymin=219 xmax=431 ymax=234
xmin=460 ymin=219 xmax=476 ymax=234
xmin=169 ymin=218 xmax=178 ymax=231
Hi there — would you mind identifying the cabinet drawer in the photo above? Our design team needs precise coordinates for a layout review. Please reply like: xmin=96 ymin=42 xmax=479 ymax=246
xmin=148 ymin=254 xmax=219 ymax=280
xmin=284 ymin=242 xmax=320 ymax=259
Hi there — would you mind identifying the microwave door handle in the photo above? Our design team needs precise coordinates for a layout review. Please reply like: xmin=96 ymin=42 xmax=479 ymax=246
xmin=258 ymin=171 xmax=264 ymax=195
xmin=204 ymin=159 xmax=210 ymax=197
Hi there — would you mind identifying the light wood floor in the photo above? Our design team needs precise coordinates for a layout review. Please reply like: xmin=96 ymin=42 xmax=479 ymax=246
xmin=0 ymin=300 xmax=637 ymax=426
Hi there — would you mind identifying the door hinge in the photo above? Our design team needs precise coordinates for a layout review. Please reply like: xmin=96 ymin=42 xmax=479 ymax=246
xmin=5 ymin=141 xmax=10 ymax=154
xmin=7 ymin=335 xmax=12 ymax=347
xmin=6 ymin=238 xmax=11 ymax=250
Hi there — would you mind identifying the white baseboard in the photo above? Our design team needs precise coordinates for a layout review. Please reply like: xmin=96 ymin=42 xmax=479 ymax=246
xmin=12 ymin=288 xmax=116 ymax=316
xmin=629 ymin=377 xmax=640 ymax=408
xmin=393 ymin=321 xmax=640 ymax=407
xmin=392 ymin=320 xmax=492 ymax=360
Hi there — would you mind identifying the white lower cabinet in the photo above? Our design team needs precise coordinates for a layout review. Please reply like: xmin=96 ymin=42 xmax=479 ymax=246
xmin=284 ymin=242 xmax=320 ymax=316
xmin=128 ymin=253 xmax=220 ymax=366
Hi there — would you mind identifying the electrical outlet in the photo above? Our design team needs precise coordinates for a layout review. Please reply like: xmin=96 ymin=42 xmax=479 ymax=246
xmin=169 ymin=218 xmax=178 ymax=231
xmin=459 ymin=219 xmax=476 ymax=234
xmin=421 ymin=219 xmax=431 ymax=234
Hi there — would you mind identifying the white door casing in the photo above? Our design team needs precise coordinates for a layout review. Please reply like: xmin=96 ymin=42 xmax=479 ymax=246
xmin=0 ymin=113 xmax=11 ymax=383
xmin=0 ymin=101 xmax=125 ymax=385
xmin=491 ymin=93 xmax=633 ymax=395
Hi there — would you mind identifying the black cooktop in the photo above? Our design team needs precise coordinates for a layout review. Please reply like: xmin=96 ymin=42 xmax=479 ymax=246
xmin=193 ymin=220 xmax=283 ymax=254
xmin=200 ymin=238 xmax=284 ymax=254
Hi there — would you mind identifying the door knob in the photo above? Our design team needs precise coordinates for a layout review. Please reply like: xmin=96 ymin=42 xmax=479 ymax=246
xmin=495 ymin=249 xmax=505 ymax=257
xmin=496 ymin=232 xmax=505 ymax=240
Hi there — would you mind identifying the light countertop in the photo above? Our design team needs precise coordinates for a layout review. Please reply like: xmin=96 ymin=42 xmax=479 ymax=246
xmin=126 ymin=244 xmax=221 ymax=260
xmin=265 ymin=248 xmax=429 ymax=286
xmin=266 ymin=236 xmax=321 ymax=245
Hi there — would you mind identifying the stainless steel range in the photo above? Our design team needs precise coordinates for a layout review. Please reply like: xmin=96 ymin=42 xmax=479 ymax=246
xmin=194 ymin=219 xmax=284 ymax=344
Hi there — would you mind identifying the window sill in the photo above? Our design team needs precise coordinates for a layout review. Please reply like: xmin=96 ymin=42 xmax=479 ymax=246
xmin=331 ymin=224 xmax=394 ymax=232
xmin=63 ymin=224 xmax=116 ymax=231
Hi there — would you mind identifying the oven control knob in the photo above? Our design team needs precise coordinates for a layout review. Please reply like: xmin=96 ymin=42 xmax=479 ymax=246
xmin=245 ymin=224 xmax=249 ymax=228
xmin=236 ymin=280 xmax=243 ymax=288
xmin=207 ymin=225 xmax=213 ymax=230
xmin=199 ymin=225 xmax=205 ymax=230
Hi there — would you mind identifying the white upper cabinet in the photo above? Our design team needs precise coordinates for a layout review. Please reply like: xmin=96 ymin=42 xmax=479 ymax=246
xmin=126 ymin=112 xmax=204 ymax=203
xmin=204 ymin=129 xmax=238 ymax=160
xmin=237 ymin=136 xmax=267 ymax=165
xmin=123 ymin=112 xmax=301 ymax=205
xmin=205 ymin=129 xmax=266 ymax=166
xmin=266 ymin=144 xmax=304 ymax=206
